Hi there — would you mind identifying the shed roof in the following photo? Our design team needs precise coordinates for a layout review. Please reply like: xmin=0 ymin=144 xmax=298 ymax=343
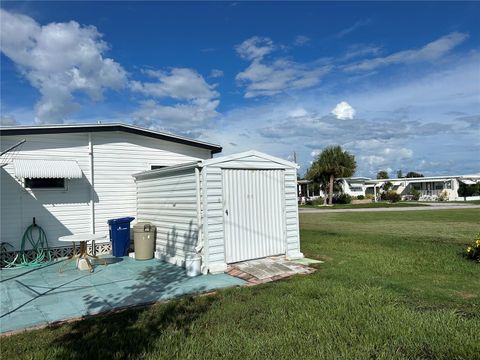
xmin=133 ymin=150 xmax=298 ymax=179
xmin=0 ymin=123 xmax=222 ymax=154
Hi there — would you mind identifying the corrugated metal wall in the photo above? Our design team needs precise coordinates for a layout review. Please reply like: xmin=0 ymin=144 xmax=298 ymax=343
xmin=222 ymin=169 xmax=285 ymax=263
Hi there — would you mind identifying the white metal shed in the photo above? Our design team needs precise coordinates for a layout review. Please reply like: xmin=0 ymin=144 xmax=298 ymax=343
xmin=133 ymin=150 xmax=303 ymax=274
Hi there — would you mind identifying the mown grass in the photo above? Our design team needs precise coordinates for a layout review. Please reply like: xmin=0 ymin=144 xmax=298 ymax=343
xmin=300 ymin=201 xmax=427 ymax=209
xmin=1 ymin=209 xmax=479 ymax=359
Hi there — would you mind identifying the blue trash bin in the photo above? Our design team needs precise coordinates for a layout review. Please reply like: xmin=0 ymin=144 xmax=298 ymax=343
xmin=108 ymin=217 xmax=135 ymax=257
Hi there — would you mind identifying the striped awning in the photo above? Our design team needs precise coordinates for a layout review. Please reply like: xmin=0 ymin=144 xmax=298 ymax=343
xmin=13 ymin=159 xmax=83 ymax=179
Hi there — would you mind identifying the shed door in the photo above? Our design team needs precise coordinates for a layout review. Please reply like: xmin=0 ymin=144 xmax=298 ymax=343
xmin=223 ymin=169 xmax=286 ymax=263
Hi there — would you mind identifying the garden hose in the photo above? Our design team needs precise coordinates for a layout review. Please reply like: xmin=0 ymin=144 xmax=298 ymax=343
xmin=4 ymin=218 xmax=52 ymax=268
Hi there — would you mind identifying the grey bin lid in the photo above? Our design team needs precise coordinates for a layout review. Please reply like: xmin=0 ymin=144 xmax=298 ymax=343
xmin=133 ymin=222 xmax=156 ymax=233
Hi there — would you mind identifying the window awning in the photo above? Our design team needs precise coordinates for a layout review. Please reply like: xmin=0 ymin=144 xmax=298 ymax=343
xmin=13 ymin=159 xmax=83 ymax=179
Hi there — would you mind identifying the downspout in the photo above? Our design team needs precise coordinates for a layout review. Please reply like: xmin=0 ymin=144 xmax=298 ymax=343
xmin=88 ymin=133 xmax=95 ymax=234
xmin=194 ymin=167 xmax=206 ymax=273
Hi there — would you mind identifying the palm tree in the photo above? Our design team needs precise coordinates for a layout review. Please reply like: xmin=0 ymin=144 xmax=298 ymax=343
xmin=311 ymin=145 xmax=356 ymax=205
xmin=305 ymin=164 xmax=330 ymax=205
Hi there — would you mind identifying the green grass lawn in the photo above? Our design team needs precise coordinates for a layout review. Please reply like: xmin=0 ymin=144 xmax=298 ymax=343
xmin=2 ymin=210 xmax=479 ymax=359
xmin=300 ymin=201 xmax=427 ymax=209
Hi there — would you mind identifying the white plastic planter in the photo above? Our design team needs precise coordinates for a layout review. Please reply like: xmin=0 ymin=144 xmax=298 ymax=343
xmin=185 ymin=256 xmax=202 ymax=277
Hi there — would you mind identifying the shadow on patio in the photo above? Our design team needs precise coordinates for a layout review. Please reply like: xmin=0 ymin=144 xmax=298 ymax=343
xmin=0 ymin=257 xmax=245 ymax=337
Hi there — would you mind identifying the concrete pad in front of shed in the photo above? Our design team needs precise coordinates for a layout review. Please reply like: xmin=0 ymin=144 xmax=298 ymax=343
xmin=234 ymin=258 xmax=310 ymax=280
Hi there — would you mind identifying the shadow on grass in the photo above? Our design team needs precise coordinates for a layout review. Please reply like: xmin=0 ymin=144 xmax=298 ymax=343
xmin=49 ymin=262 xmax=212 ymax=359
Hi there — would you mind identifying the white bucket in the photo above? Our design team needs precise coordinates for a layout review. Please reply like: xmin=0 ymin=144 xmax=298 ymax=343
xmin=185 ymin=256 xmax=202 ymax=277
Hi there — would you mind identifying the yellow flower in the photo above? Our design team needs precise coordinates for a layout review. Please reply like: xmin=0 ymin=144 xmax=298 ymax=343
xmin=476 ymin=239 xmax=480 ymax=247
xmin=466 ymin=246 xmax=473 ymax=253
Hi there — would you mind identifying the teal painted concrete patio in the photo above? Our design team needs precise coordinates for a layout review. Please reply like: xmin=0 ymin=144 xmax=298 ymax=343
xmin=0 ymin=257 xmax=245 ymax=333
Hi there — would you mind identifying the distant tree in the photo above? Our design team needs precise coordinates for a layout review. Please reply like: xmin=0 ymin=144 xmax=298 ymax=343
xmin=305 ymin=164 xmax=330 ymax=205
xmin=458 ymin=183 xmax=480 ymax=198
xmin=376 ymin=170 xmax=389 ymax=179
xmin=406 ymin=171 xmax=424 ymax=178
xmin=396 ymin=170 xmax=403 ymax=178
xmin=382 ymin=181 xmax=393 ymax=192
xmin=309 ymin=145 xmax=356 ymax=205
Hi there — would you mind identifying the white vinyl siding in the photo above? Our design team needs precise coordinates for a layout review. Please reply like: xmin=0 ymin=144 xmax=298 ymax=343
xmin=0 ymin=134 xmax=91 ymax=249
xmin=136 ymin=169 xmax=199 ymax=265
xmin=92 ymin=132 xmax=210 ymax=236
xmin=201 ymin=167 xmax=224 ymax=264
xmin=134 ymin=151 xmax=303 ymax=274
xmin=0 ymin=131 xmax=211 ymax=250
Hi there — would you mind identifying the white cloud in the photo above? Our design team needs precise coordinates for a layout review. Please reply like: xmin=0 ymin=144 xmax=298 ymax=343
xmin=288 ymin=108 xmax=309 ymax=118
xmin=361 ymin=155 xmax=386 ymax=166
xmin=310 ymin=150 xmax=320 ymax=158
xmin=132 ymin=98 xmax=219 ymax=136
xmin=209 ymin=69 xmax=224 ymax=78
xmin=345 ymin=32 xmax=469 ymax=72
xmin=202 ymin=53 xmax=479 ymax=176
xmin=0 ymin=115 xmax=18 ymax=126
xmin=0 ymin=9 xmax=127 ymax=123
xmin=236 ymin=52 xmax=331 ymax=97
xmin=336 ymin=19 xmax=371 ymax=38
xmin=130 ymin=68 xmax=218 ymax=101
xmin=235 ymin=36 xmax=331 ymax=98
xmin=342 ymin=44 xmax=382 ymax=61
xmin=130 ymin=68 xmax=220 ymax=135
xmin=331 ymin=101 xmax=355 ymax=120
xmin=383 ymin=147 xmax=413 ymax=159
xmin=235 ymin=36 xmax=275 ymax=60
xmin=294 ymin=35 xmax=310 ymax=46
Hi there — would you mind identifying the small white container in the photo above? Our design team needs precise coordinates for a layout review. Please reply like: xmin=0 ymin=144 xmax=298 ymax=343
xmin=185 ymin=255 xmax=202 ymax=277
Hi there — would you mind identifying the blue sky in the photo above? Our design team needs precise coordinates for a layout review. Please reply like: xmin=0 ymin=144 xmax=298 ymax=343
xmin=1 ymin=1 xmax=479 ymax=177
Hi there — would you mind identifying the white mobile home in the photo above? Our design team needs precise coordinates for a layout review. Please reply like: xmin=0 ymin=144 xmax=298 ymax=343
xmin=338 ymin=175 xmax=480 ymax=201
xmin=0 ymin=123 xmax=221 ymax=256
xmin=339 ymin=177 xmax=371 ymax=197
xmin=133 ymin=151 xmax=303 ymax=274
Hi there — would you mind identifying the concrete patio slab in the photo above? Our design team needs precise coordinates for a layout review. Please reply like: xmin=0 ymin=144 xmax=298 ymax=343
xmin=0 ymin=257 xmax=245 ymax=334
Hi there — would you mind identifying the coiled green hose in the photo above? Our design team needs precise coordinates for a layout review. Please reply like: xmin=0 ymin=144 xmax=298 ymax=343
xmin=4 ymin=219 xmax=52 ymax=268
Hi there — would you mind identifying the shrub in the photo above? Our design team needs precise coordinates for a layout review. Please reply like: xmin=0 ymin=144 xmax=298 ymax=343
xmin=312 ymin=197 xmax=325 ymax=206
xmin=437 ymin=190 xmax=449 ymax=202
xmin=356 ymin=195 xmax=365 ymax=200
xmin=333 ymin=194 xmax=352 ymax=204
xmin=465 ymin=233 xmax=480 ymax=262
xmin=410 ymin=188 xmax=420 ymax=201
xmin=365 ymin=194 xmax=375 ymax=200
xmin=385 ymin=190 xmax=401 ymax=203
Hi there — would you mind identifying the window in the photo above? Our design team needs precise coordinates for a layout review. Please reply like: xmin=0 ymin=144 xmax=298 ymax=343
xmin=350 ymin=186 xmax=362 ymax=192
xmin=151 ymin=165 xmax=166 ymax=170
xmin=24 ymin=178 xmax=65 ymax=189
